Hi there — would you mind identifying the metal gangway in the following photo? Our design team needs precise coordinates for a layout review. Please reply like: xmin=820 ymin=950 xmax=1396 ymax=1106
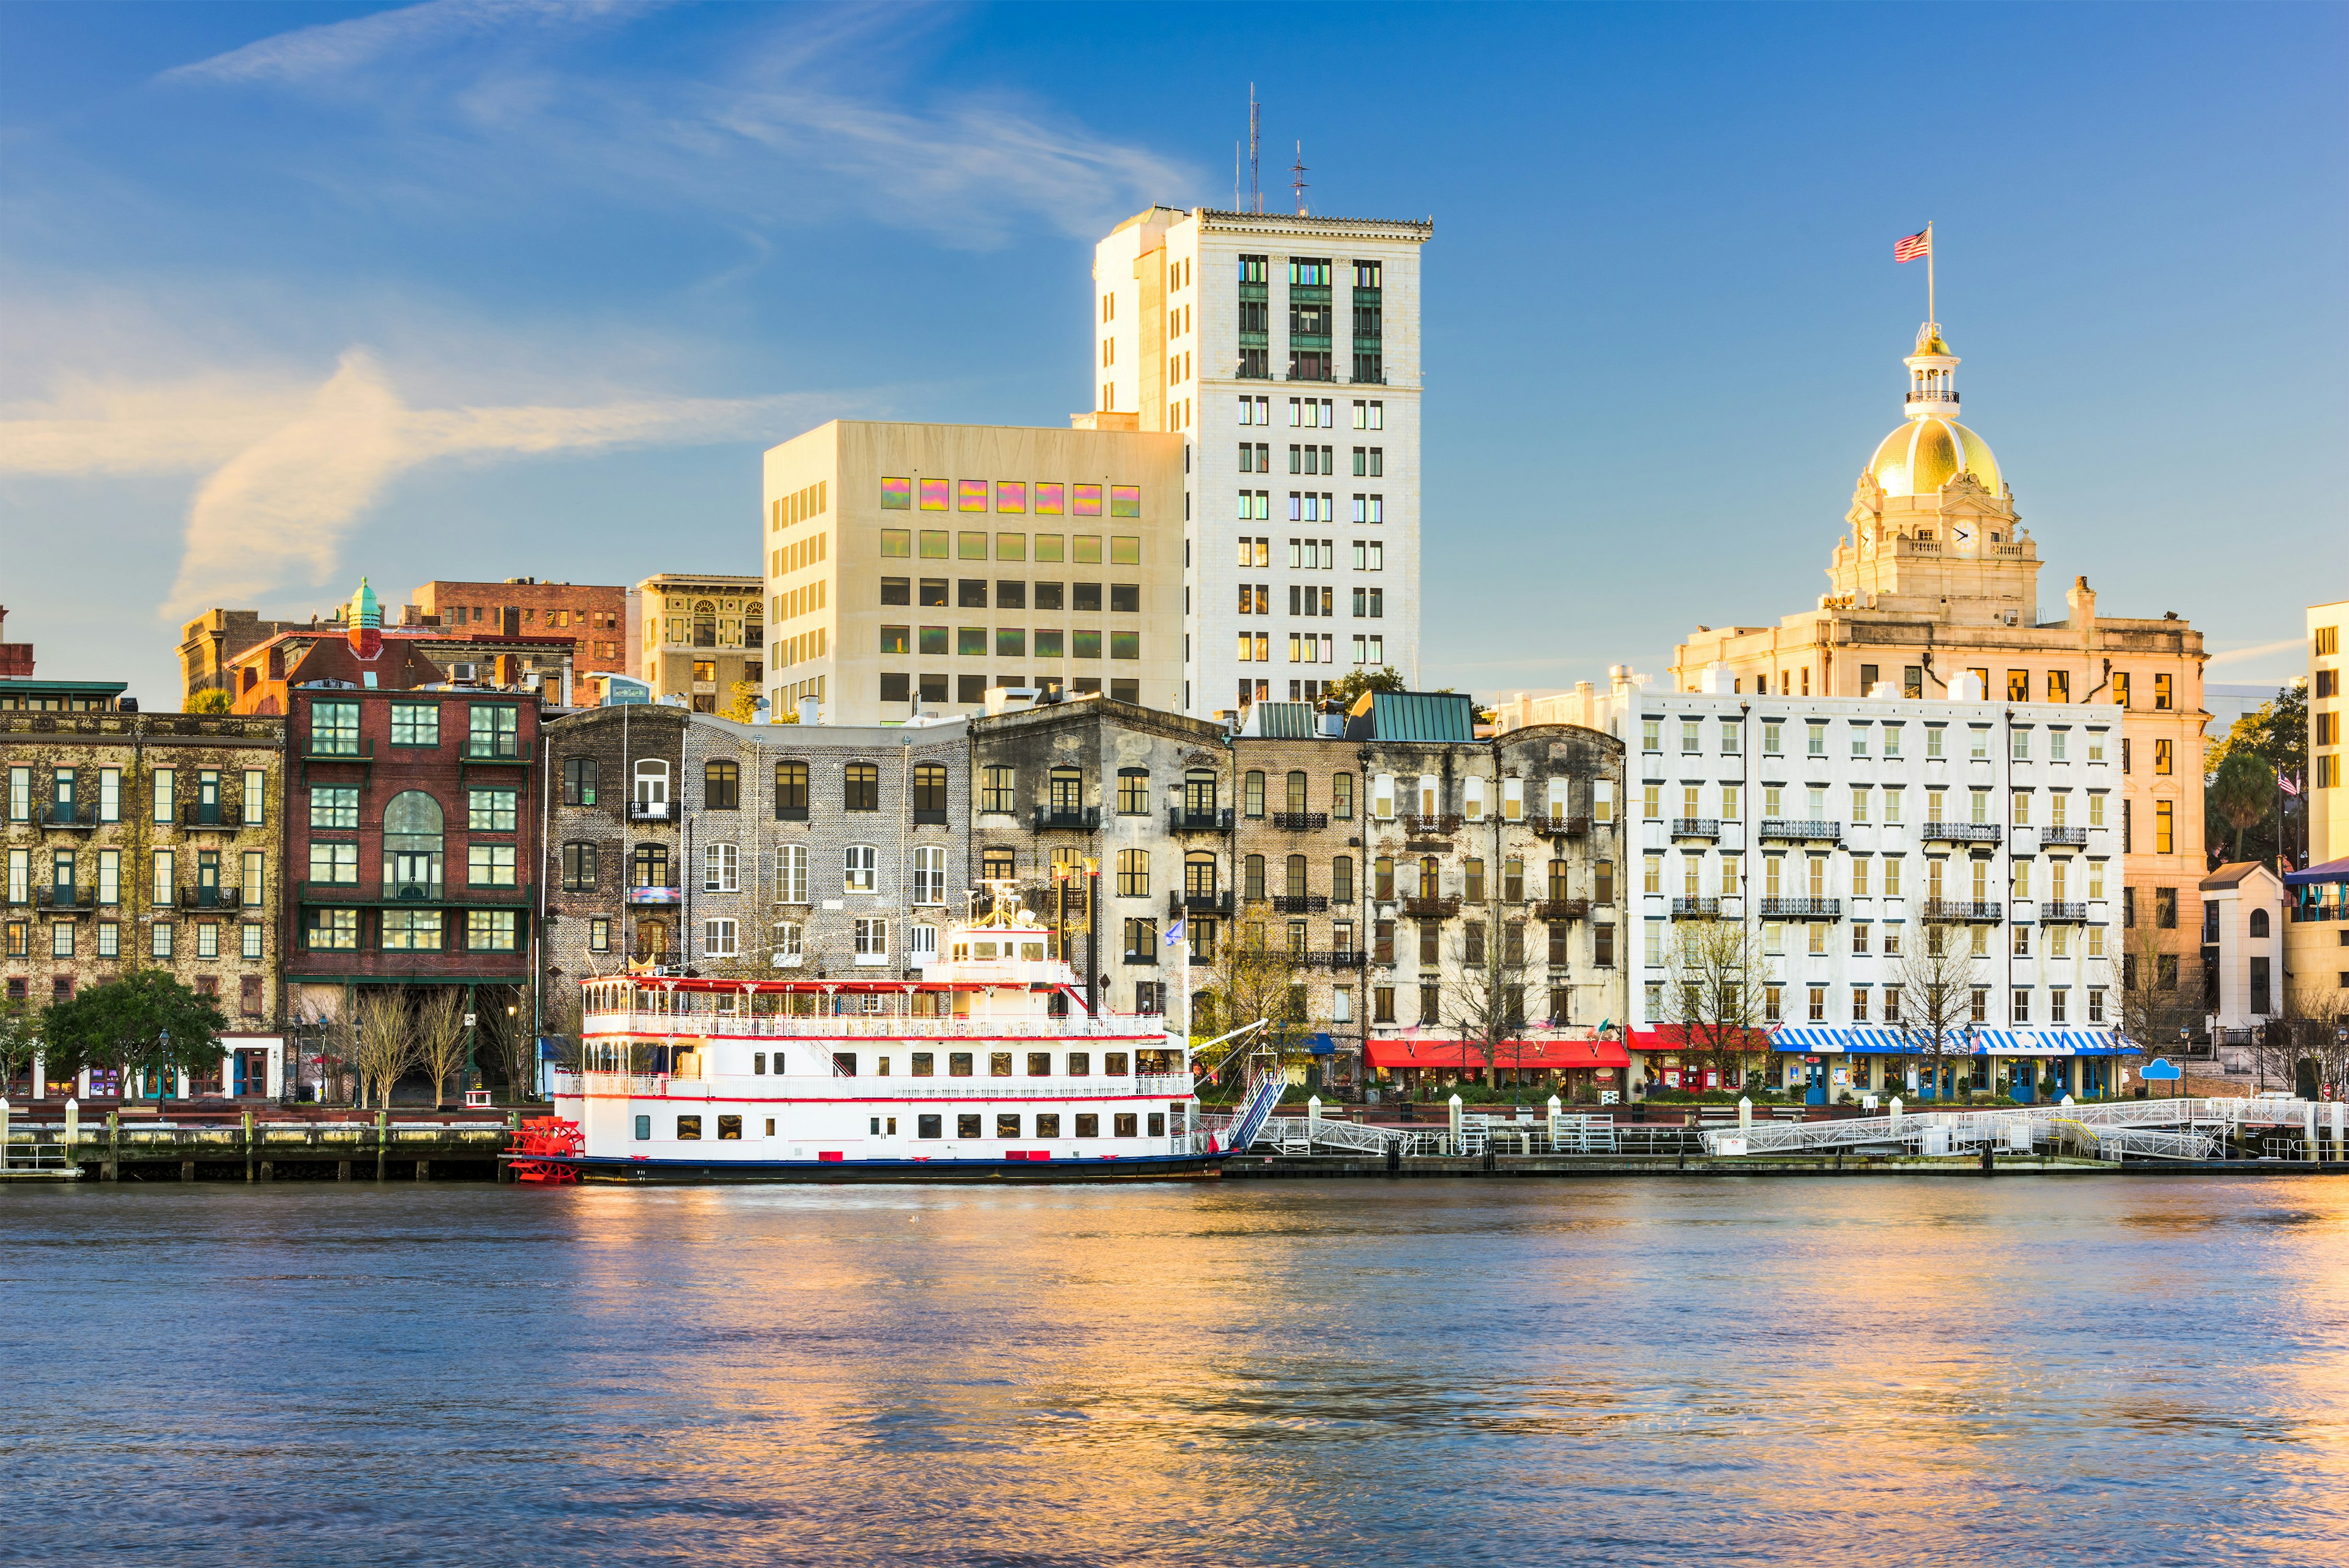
xmin=1701 ymin=1096 xmax=2341 ymax=1162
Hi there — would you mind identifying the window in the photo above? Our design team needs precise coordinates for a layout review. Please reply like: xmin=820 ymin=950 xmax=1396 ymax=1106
xmin=1116 ymin=768 xmax=1150 ymax=816
xmin=2156 ymin=801 xmax=2173 ymax=855
xmin=844 ymin=844 xmax=878 ymax=893
xmin=844 ymin=762 xmax=880 ymax=811
xmin=305 ymin=909 xmax=358 ymax=950
xmin=911 ymin=845 xmax=946 ymax=906
xmin=381 ymin=910 xmax=442 ymax=951
xmin=467 ymin=704 xmax=519 ymax=759
xmin=703 ymin=760 xmax=740 ymax=809
xmin=703 ymin=918 xmax=739 ymax=958
xmin=562 ymin=757 xmax=598 ymax=806
xmin=242 ymin=922 xmax=263 ymax=960
xmin=152 ymin=768 xmax=176 ymax=825
xmin=390 ymin=703 xmax=439 ymax=748
xmin=981 ymin=766 xmax=1015 ymax=815
xmin=310 ymin=786 xmax=359 ymax=831
xmin=149 ymin=923 xmax=171 ymax=959
xmin=702 ymin=842 xmax=740 ymax=893
xmin=310 ymin=700 xmax=360 ymax=756
xmin=562 ymin=842 xmax=598 ymax=891
xmin=308 ymin=841 xmax=358 ymax=885
xmin=468 ymin=843 xmax=516 ymax=888
xmin=590 ymin=917 xmax=610 ymax=953
xmin=468 ymin=788 xmax=517 ymax=833
xmin=466 ymin=910 xmax=518 ymax=951
xmin=909 ymin=763 xmax=948 ymax=823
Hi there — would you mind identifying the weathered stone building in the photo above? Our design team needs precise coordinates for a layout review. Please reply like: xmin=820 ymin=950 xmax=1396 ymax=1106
xmin=2 ymin=707 xmax=289 ymax=1096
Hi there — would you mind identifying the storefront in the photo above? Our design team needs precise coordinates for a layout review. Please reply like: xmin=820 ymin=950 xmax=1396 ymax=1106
xmin=1365 ymin=1036 xmax=1631 ymax=1101
xmin=1766 ymin=1026 xmax=2137 ymax=1105
xmin=1627 ymin=1027 xmax=1778 ymax=1098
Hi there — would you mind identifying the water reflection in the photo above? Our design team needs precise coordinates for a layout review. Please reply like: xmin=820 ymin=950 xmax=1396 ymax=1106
xmin=3 ymin=1176 xmax=2345 ymax=1566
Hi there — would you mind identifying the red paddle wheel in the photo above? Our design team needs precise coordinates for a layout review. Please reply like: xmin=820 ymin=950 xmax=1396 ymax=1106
xmin=508 ymin=1117 xmax=584 ymax=1183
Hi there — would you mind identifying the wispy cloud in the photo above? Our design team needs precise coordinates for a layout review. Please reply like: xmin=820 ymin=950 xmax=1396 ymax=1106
xmin=1 ymin=351 xmax=844 ymax=619
xmin=163 ymin=0 xmax=659 ymax=86
xmin=2208 ymin=637 xmax=2307 ymax=667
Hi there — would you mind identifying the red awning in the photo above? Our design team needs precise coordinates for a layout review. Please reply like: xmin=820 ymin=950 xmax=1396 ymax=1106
xmin=1365 ymin=1036 xmax=1630 ymax=1071
xmin=1629 ymin=1026 xmax=1778 ymax=1053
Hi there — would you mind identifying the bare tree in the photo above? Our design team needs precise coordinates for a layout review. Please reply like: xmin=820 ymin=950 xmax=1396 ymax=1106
xmin=1661 ymin=916 xmax=1774 ymax=1091
xmin=1197 ymin=925 xmax=1319 ymax=1090
xmin=2121 ymin=923 xmax=2202 ymax=1089
xmin=1893 ymin=916 xmax=1979 ymax=1096
xmin=1437 ymin=915 xmax=1536 ymax=1088
xmin=295 ymin=998 xmax=357 ymax=1105
xmin=413 ymin=990 xmax=470 ymax=1109
xmin=2277 ymin=985 xmax=2349 ymax=1100
xmin=351 ymin=992 xmax=419 ymax=1110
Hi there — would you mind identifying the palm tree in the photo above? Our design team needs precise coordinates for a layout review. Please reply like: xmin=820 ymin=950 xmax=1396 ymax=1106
xmin=2209 ymin=748 xmax=2274 ymax=863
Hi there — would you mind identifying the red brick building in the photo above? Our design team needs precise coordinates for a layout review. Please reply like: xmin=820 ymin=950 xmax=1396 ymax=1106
xmin=278 ymin=587 xmax=543 ymax=1075
xmin=410 ymin=578 xmax=626 ymax=676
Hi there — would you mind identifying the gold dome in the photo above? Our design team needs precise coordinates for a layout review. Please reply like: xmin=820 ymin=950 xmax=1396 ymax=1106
xmin=1868 ymin=415 xmax=2000 ymax=498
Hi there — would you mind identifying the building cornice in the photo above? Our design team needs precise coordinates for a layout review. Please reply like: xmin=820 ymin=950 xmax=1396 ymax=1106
xmin=1191 ymin=209 xmax=1434 ymax=244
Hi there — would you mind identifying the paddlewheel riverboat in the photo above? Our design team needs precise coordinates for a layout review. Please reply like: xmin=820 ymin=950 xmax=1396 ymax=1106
xmin=536 ymin=905 xmax=1285 ymax=1182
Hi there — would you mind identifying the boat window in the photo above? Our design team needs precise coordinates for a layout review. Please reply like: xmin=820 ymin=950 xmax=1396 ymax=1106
xmin=949 ymin=1052 xmax=973 ymax=1077
xmin=1148 ymin=1113 xmax=1165 ymax=1138
xmin=1020 ymin=942 xmax=1045 ymax=960
xmin=1113 ymin=1113 xmax=1138 ymax=1138
xmin=918 ymin=1115 xmax=942 ymax=1139
xmin=1037 ymin=1113 xmax=1061 ymax=1138
xmin=1027 ymin=1052 xmax=1051 ymax=1077
xmin=833 ymin=1052 xmax=856 ymax=1076
xmin=1105 ymin=1052 xmax=1130 ymax=1076
xmin=633 ymin=1115 xmax=650 ymax=1140
xmin=677 ymin=1115 xmax=702 ymax=1140
xmin=989 ymin=1052 xmax=1012 ymax=1077
xmin=875 ymin=1057 xmax=891 ymax=1077
xmin=952 ymin=944 xmax=970 ymax=960
xmin=911 ymin=1052 xmax=935 ymax=1077
xmin=754 ymin=1052 xmax=766 ymax=1074
xmin=718 ymin=1116 xmax=743 ymax=1140
xmin=1066 ymin=1052 xmax=1090 ymax=1076
xmin=1075 ymin=1114 xmax=1099 ymax=1138
xmin=996 ymin=1114 xmax=1021 ymax=1139
xmin=885 ymin=1118 xmax=897 ymax=1135
xmin=957 ymin=1114 xmax=982 ymax=1139
xmin=975 ymin=940 xmax=998 ymax=959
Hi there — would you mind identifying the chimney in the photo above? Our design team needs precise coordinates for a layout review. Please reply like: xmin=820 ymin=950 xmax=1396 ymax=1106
xmin=2068 ymin=575 xmax=2098 ymax=655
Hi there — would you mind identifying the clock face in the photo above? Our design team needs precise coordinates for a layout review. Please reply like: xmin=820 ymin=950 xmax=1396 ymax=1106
xmin=1953 ymin=526 xmax=1973 ymax=543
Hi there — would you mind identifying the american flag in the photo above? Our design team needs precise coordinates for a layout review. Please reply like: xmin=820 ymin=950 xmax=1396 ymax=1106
xmin=2279 ymin=774 xmax=2301 ymax=797
xmin=1894 ymin=229 xmax=1931 ymax=263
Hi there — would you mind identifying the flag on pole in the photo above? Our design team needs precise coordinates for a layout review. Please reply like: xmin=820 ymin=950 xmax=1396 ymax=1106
xmin=2279 ymin=775 xmax=2301 ymax=797
xmin=1165 ymin=918 xmax=1186 ymax=946
xmin=1894 ymin=229 xmax=1931 ymax=263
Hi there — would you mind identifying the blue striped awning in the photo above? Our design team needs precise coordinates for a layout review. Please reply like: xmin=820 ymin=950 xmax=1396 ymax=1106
xmin=1764 ymin=1026 xmax=2138 ymax=1057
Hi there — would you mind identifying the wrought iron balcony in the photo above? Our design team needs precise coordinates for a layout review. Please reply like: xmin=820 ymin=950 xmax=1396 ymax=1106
xmin=40 ymin=803 xmax=99 ymax=830
xmin=1759 ymin=818 xmax=1843 ymax=844
xmin=1671 ymin=817 xmax=1721 ymax=841
xmin=35 ymin=885 xmax=92 ymax=913
xmin=180 ymin=803 xmax=248 ymax=830
xmin=1168 ymin=806 xmax=1233 ymax=833
xmin=1758 ymin=897 xmax=1840 ymax=921
xmin=1031 ymin=806 xmax=1100 ymax=832
xmin=1905 ymin=390 xmax=1959 ymax=407
xmin=1023 ymin=884 xmax=1089 ymax=918
xmin=1270 ymin=894 xmax=1327 ymax=914
xmin=626 ymin=800 xmax=673 ymax=823
xmin=1297 ymin=950 xmax=1367 ymax=968
xmin=2041 ymin=825 xmax=2090 ymax=847
xmin=625 ymin=877 xmax=681 ymax=906
xmin=1400 ymin=813 xmax=1463 ymax=837
xmin=462 ymin=739 xmax=535 ymax=764
xmin=1271 ymin=811 xmax=1328 ymax=831
xmin=300 ymin=738 xmax=373 ymax=764
xmin=1534 ymin=897 xmax=1589 ymax=922
xmin=1922 ymin=899 xmax=2005 ymax=924
xmin=1402 ymin=894 xmax=1461 ymax=918
xmin=1921 ymin=821 xmax=2002 ymax=845
xmin=178 ymin=885 xmax=243 ymax=910
xmin=1671 ymin=896 xmax=1723 ymax=919
xmin=2040 ymin=901 xmax=2090 ymax=924
xmin=1168 ymin=889 xmax=1233 ymax=917
xmin=1522 ymin=813 xmax=1590 ymax=838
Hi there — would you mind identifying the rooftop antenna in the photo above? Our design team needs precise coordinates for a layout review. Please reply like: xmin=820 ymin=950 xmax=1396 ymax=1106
xmin=1249 ymin=84 xmax=1261 ymax=213
xmin=1291 ymin=141 xmax=1308 ymax=216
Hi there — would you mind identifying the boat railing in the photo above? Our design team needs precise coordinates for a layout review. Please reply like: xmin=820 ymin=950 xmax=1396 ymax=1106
xmin=581 ymin=1012 xmax=1161 ymax=1040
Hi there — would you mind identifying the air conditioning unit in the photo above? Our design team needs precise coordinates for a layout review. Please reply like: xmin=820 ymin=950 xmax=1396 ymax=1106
xmin=449 ymin=662 xmax=478 ymax=682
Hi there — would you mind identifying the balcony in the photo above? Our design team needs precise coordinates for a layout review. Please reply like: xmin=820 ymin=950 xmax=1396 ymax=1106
xmin=1270 ymin=894 xmax=1327 ymax=914
xmin=1297 ymin=950 xmax=1366 ymax=969
xmin=1271 ymin=811 xmax=1328 ymax=831
xmin=2041 ymin=825 xmax=2090 ymax=848
xmin=1521 ymin=813 xmax=1590 ymax=838
xmin=1904 ymin=390 xmax=1959 ymax=407
xmin=300 ymin=738 xmax=374 ymax=765
xmin=911 ymin=809 xmax=949 ymax=827
xmin=1023 ymin=885 xmax=1089 ymax=918
xmin=1534 ymin=898 xmax=1589 ymax=922
xmin=1168 ymin=807 xmax=1233 ymax=833
xmin=462 ymin=739 xmax=534 ymax=764
xmin=180 ymin=803 xmax=250 ymax=830
xmin=1759 ymin=819 xmax=1843 ymax=844
xmin=627 ymin=800 xmax=673 ymax=823
xmin=294 ymin=879 xmax=532 ymax=907
xmin=1921 ymin=822 xmax=2002 ymax=846
xmin=2040 ymin=901 xmax=2090 ymax=924
xmin=36 ymin=885 xmax=92 ymax=913
xmin=1758 ymin=897 xmax=1840 ymax=921
xmin=39 ymin=803 xmax=98 ymax=831
xmin=1671 ymin=896 xmax=1723 ymax=920
xmin=1922 ymin=899 xmax=2005 ymax=924
xmin=1671 ymin=817 xmax=1721 ymax=841
xmin=1402 ymin=894 xmax=1461 ymax=919
xmin=626 ymin=877 xmax=681 ymax=907
xmin=1168 ymin=890 xmax=1233 ymax=918
xmin=1032 ymin=805 xmax=1100 ymax=832
xmin=178 ymin=885 xmax=244 ymax=910
xmin=1400 ymin=814 xmax=1463 ymax=837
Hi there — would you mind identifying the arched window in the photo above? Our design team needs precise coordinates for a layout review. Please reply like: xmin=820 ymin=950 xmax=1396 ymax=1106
xmin=1244 ymin=770 xmax=1266 ymax=818
xmin=774 ymin=760 xmax=809 ymax=820
xmin=702 ymin=841 xmax=738 ymax=893
xmin=912 ymin=763 xmax=948 ymax=823
xmin=1117 ymin=767 xmax=1150 ymax=816
xmin=1184 ymin=769 xmax=1218 ymax=816
xmin=632 ymin=843 xmax=671 ymax=891
xmin=1286 ymin=771 xmax=1308 ymax=814
xmin=912 ymin=845 xmax=946 ymax=905
xmin=703 ymin=759 xmax=740 ymax=810
xmin=382 ymin=790 xmax=443 ymax=897
xmin=693 ymin=601 xmax=717 ymax=648
xmin=774 ymin=844 xmax=809 ymax=904
xmin=1285 ymin=854 xmax=1308 ymax=899
xmin=1048 ymin=767 xmax=1083 ymax=817
xmin=844 ymin=843 xmax=878 ymax=893
xmin=771 ymin=921 xmax=804 ymax=966
xmin=2249 ymin=908 xmax=2270 ymax=938
xmin=1184 ymin=852 xmax=1218 ymax=898
xmin=1116 ymin=848 xmax=1149 ymax=898
xmin=1243 ymin=853 xmax=1266 ymax=902
xmin=633 ymin=759 xmax=669 ymax=819
xmin=844 ymin=762 xmax=880 ymax=811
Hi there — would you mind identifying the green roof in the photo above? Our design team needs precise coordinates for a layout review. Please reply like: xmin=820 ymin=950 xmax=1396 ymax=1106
xmin=1252 ymin=702 xmax=1321 ymax=739
xmin=1367 ymin=691 xmax=1475 ymax=742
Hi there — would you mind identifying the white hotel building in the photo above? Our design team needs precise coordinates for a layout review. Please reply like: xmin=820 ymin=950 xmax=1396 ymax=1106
xmin=1086 ymin=206 xmax=1431 ymax=718
xmin=1507 ymin=672 xmax=2132 ymax=1102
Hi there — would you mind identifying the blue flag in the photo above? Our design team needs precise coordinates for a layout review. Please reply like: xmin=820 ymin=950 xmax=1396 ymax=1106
xmin=1165 ymin=918 xmax=1186 ymax=946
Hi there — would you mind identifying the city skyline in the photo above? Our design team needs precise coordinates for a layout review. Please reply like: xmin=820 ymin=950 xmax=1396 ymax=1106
xmin=3 ymin=2 xmax=2342 ymax=708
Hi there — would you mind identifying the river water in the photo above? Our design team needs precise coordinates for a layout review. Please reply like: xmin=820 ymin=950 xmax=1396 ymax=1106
xmin=4 ymin=1175 xmax=2345 ymax=1567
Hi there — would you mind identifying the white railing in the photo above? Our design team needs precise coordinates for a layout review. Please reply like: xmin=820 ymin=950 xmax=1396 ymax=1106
xmin=571 ymin=1071 xmax=1179 ymax=1102
xmin=1134 ymin=1074 xmax=1192 ymax=1096
xmin=582 ymin=1012 xmax=1159 ymax=1041
xmin=1701 ymin=1096 xmax=2258 ymax=1157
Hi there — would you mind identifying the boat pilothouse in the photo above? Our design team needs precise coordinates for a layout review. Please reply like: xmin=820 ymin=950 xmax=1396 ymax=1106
xmin=547 ymin=900 xmax=1283 ymax=1181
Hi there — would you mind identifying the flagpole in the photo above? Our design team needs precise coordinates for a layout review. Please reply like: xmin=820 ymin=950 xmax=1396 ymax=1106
xmin=1926 ymin=220 xmax=1935 ymax=329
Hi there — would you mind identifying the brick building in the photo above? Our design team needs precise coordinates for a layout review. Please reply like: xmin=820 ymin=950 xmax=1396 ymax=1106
xmin=223 ymin=580 xmax=581 ymax=713
xmin=636 ymin=572 xmax=765 ymax=713
xmin=179 ymin=608 xmax=317 ymax=704
xmin=280 ymin=595 xmax=543 ymax=1075
xmin=409 ymin=578 xmax=626 ymax=677
xmin=3 ymin=707 xmax=290 ymax=1098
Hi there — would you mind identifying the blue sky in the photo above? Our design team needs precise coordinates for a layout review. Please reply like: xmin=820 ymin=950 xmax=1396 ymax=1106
xmin=4 ymin=1 xmax=2342 ymax=709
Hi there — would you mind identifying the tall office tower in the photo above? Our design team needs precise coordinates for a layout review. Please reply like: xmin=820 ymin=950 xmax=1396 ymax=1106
xmin=1088 ymin=207 xmax=1433 ymax=718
